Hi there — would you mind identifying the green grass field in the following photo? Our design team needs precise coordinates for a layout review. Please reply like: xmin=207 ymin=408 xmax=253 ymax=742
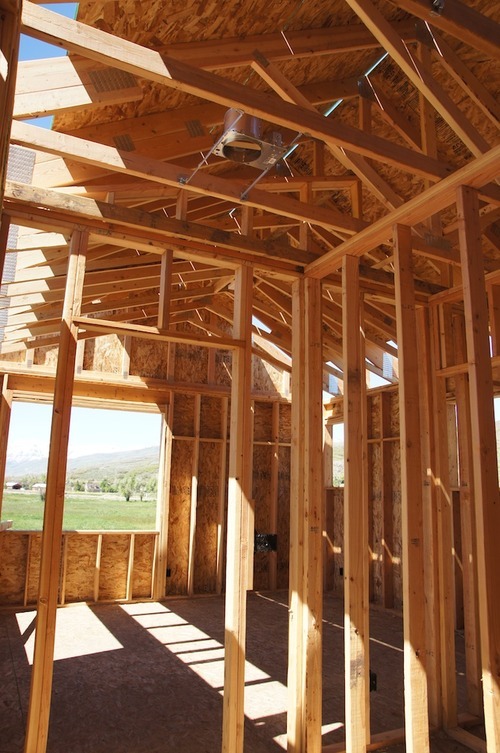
xmin=1 ymin=491 xmax=157 ymax=531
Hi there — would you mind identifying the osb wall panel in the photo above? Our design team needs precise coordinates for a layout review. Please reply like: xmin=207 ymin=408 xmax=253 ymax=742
xmin=369 ymin=441 xmax=383 ymax=604
xmin=200 ymin=395 xmax=223 ymax=439
xmin=132 ymin=533 xmax=155 ymax=599
xmin=253 ymin=444 xmax=272 ymax=591
xmin=33 ymin=345 xmax=58 ymax=368
xmin=25 ymin=533 xmax=42 ymax=605
xmin=173 ymin=393 xmax=195 ymax=436
xmin=325 ymin=488 xmax=336 ymax=592
xmin=83 ymin=334 xmax=122 ymax=373
xmin=214 ymin=350 xmax=232 ymax=387
xmin=174 ymin=342 xmax=209 ymax=384
xmin=389 ymin=390 xmax=400 ymax=437
xmin=368 ymin=393 xmax=382 ymax=439
xmin=0 ymin=532 xmax=28 ymax=604
xmin=253 ymin=401 xmax=273 ymax=442
xmin=167 ymin=439 xmax=193 ymax=595
xmin=276 ymin=446 xmax=290 ymax=590
xmin=252 ymin=354 xmax=284 ymax=395
xmin=279 ymin=403 xmax=291 ymax=444
xmin=99 ymin=534 xmax=130 ymax=601
xmin=129 ymin=339 xmax=170 ymax=379
xmin=64 ymin=534 xmax=98 ymax=603
xmin=193 ymin=441 xmax=220 ymax=593
xmin=332 ymin=487 xmax=344 ymax=596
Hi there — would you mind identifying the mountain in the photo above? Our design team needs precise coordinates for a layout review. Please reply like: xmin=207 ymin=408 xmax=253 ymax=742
xmin=6 ymin=445 xmax=160 ymax=481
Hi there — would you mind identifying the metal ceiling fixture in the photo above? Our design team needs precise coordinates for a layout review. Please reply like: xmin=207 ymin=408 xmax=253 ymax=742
xmin=213 ymin=108 xmax=288 ymax=170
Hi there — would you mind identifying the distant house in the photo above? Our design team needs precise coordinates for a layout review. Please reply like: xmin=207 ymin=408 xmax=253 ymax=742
xmin=32 ymin=483 xmax=47 ymax=492
xmin=5 ymin=481 xmax=22 ymax=490
xmin=85 ymin=482 xmax=101 ymax=493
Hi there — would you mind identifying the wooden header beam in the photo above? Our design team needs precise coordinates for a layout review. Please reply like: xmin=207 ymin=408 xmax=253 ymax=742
xmin=305 ymin=144 xmax=500 ymax=279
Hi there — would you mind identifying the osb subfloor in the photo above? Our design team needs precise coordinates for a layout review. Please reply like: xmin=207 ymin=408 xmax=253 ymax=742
xmin=0 ymin=592 xmax=484 ymax=753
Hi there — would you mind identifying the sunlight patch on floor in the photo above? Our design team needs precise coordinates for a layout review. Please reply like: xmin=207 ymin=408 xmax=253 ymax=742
xmin=16 ymin=603 xmax=123 ymax=664
xmin=121 ymin=600 xmax=289 ymax=745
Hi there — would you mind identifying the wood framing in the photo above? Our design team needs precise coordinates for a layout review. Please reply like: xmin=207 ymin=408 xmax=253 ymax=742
xmin=0 ymin=0 xmax=499 ymax=751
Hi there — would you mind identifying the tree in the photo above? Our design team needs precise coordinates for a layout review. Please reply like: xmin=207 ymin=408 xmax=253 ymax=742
xmin=119 ymin=473 xmax=136 ymax=502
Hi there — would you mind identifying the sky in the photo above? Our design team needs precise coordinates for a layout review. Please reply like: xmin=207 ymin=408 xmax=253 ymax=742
xmin=8 ymin=403 xmax=162 ymax=459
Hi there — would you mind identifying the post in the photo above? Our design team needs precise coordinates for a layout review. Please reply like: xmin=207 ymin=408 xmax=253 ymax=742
xmin=343 ymin=255 xmax=370 ymax=752
xmin=393 ymin=224 xmax=430 ymax=753
xmin=0 ymin=374 xmax=13 ymax=518
xmin=221 ymin=264 xmax=253 ymax=753
xmin=154 ymin=401 xmax=173 ymax=600
xmin=287 ymin=276 xmax=324 ymax=753
xmin=457 ymin=185 xmax=500 ymax=750
xmin=24 ymin=229 xmax=88 ymax=753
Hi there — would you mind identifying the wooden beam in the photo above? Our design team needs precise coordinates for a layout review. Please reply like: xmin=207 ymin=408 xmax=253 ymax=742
xmin=10 ymin=120 xmax=364 ymax=237
xmin=393 ymin=224 xmax=430 ymax=753
xmin=385 ymin=0 xmax=500 ymax=62
xmin=424 ymin=27 xmax=500 ymax=128
xmin=159 ymin=19 xmax=417 ymax=70
xmin=13 ymin=56 xmax=142 ymax=118
xmin=305 ymin=143 xmax=500 ymax=278
xmin=72 ymin=315 xmax=243 ymax=350
xmin=251 ymin=51 xmax=408 ymax=213
xmin=23 ymin=229 xmax=88 ymax=753
xmin=343 ymin=0 xmax=490 ymax=157
xmin=457 ymin=185 xmax=500 ymax=751
xmin=20 ymin=3 xmax=450 ymax=179
xmin=342 ymin=255 xmax=370 ymax=752
xmin=222 ymin=265 xmax=254 ymax=753
xmin=4 ymin=180 xmax=309 ymax=272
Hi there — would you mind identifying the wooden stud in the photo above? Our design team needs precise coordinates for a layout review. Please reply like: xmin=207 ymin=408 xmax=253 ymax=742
xmin=121 ymin=336 xmax=131 ymax=379
xmin=416 ymin=306 xmax=443 ymax=728
xmin=393 ymin=223 xmax=430 ymax=753
xmin=268 ymin=401 xmax=279 ymax=591
xmin=342 ymin=254 xmax=370 ymax=752
xmin=452 ymin=311 xmax=482 ymax=716
xmin=23 ymin=228 xmax=88 ymax=753
xmin=287 ymin=276 xmax=323 ymax=753
xmin=0 ymin=374 xmax=13 ymax=519
xmin=216 ymin=396 xmax=229 ymax=595
xmin=222 ymin=264 xmax=254 ymax=753
xmin=154 ymin=402 xmax=173 ymax=600
xmin=380 ymin=391 xmax=394 ymax=610
xmin=126 ymin=533 xmax=135 ymax=601
xmin=457 ymin=185 xmax=500 ymax=751
xmin=94 ymin=533 xmax=102 ymax=602
xmin=187 ymin=393 xmax=201 ymax=596
xmin=431 ymin=305 xmax=458 ymax=729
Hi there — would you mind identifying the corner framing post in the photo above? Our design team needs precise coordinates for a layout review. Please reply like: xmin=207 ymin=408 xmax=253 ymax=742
xmin=24 ymin=229 xmax=88 ymax=753
xmin=343 ymin=255 xmax=370 ymax=752
xmin=221 ymin=264 xmax=253 ymax=753
xmin=287 ymin=276 xmax=323 ymax=753
xmin=0 ymin=0 xmax=21 ymax=206
xmin=154 ymin=400 xmax=173 ymax=600
xmin=457 ymin=185 xmax=500 ymax=751
xmin=393 ymin=223 xmax=430 ymax=753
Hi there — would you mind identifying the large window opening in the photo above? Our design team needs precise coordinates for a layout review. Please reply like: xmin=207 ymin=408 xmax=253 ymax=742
xmin=4 ymin=402 xmax=162 ymax=530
